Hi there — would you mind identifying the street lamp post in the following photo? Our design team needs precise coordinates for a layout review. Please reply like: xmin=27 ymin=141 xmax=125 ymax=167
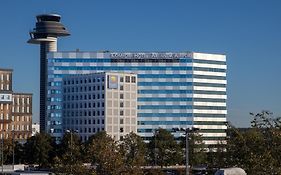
xmin=65 ymin=129 xmax=78 ymax=175
xmin=1 ymin=132 xmax=3 ymax=174
xmin=65 ymin=130 xmax=73 ymax=174
xmin=153 ymin=129 xmax=159 ymax=167
xmin=173 ymin=127 xmax=200 ymax=175
xmin=12 ymin=130 xmax=15 ymax=170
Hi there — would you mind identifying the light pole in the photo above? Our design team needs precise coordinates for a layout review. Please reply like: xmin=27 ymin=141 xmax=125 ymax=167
xmin=153 ymin=129 xmax=159 ymax=167
xmin=65 ymin=129 xmax=78 ymax=175
xmin=1 ymin=132 xmax=3 ymax=174
xmin=173 ymin=127 xmax=200 ymax=175
xmin=65 ymin=130 xmax=73 ymax=174
xmin=12 ymin=130 xmax=15 ymax=170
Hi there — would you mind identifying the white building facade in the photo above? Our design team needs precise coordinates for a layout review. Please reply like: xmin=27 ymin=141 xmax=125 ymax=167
xmin=62 ymin=72 xmax=137 ymax=141
xmin=47 ymin=51 xmax=227 ymax=145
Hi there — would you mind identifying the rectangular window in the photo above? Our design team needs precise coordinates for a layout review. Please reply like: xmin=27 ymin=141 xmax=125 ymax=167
xmin=125 ymin=76 xmax=130 ymax=83
xmin=131 ymin=76 xmax=136 ymax=83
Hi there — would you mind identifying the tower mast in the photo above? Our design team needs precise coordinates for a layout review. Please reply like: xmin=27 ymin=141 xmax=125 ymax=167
xmin=28 ymin=14 xmax=70 ymax=133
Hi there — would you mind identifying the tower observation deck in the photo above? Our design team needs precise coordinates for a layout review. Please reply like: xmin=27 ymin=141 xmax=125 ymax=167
xmin=28 ymin=14 xmax=70 ymax=133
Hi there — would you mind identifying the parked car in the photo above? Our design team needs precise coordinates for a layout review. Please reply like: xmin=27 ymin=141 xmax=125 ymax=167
xmin=214 ymin=167 xmax=246 ymax=175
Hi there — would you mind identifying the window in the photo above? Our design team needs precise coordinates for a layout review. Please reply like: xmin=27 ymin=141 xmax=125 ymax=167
xmin=120 ymin=102 xmax=124 ymax=108
xmin=120 ymin=77 xmax=124 ymax=82
xmin=120 ymin=110 xmax=124 ymax=116
xmin=120 ymin=94 xmax=124 ymax=99
xmin=131 ymin=76 xmax=136 ymax=83
xmin=120 ymin=127 xmax=124 ymax=133
xmin=125 ymin=76 xmax=130 ymax=83
xmin=120 ymin=85 xmax=124 ymax=90
xmin=120 ymin=119 xmax=124 ymax=124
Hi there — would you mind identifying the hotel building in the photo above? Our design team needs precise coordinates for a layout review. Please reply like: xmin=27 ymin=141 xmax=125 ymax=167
xmin=46 ymin=52 xmax=227 ymax=144
xmin=62 ymin=72 xmax=137 ymax=141
xmin=0 ymin=68 xmax=32 ymax=142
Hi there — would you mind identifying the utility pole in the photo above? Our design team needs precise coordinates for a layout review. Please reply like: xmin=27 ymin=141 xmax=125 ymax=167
xmin=173 ymin=127 xmax=200 ymax=175
xmin=1 ymin=132 xmax=3 ymax=174
xmin=12 ymin=130 xmax=15 ymax=170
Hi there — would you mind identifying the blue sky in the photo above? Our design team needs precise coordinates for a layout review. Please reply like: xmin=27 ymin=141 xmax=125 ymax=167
xmin=0 ymin=0 xmax=280 ymax=127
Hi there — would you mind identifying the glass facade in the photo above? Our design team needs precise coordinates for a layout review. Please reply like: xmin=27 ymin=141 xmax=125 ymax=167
xmin=47 ymin=52 xmax=227 ymax=144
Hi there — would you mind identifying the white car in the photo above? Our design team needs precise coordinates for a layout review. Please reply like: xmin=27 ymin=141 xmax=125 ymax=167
xmin=215 ymin=168 xmax=246 ymax=175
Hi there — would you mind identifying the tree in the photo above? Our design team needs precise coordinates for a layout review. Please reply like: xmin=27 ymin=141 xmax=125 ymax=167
xmin=23 ymin=133 xmax=53 ymax=168
xmin=220 ymin=111 xmax=281 ymax=174
xmin=119 ymin=132 xmax=146 ymax=175
xmin=86 ymin=131 xmax=124 ymax=175
xmin=148 ymin=128 xmax=183 ymax=167
xmin=1 ymin=138 xmax=24 ymax=164
xmin=52 ymin=132 xmax=89 ymax=174
xmin=179 ymin=132 xmax=207 ymax=166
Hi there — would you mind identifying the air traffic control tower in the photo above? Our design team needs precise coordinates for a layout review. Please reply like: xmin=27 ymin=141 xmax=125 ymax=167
xmin=28 ymin=14 xmax=70 ymax=133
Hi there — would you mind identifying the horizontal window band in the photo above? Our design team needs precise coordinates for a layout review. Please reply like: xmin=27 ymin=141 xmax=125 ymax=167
xmin=137 ymin=120 xmax=192 ymax=126
xmin=138 ymin=82 xmax=193 ymax=86
xmin=194 ymin=90 xmax=226 ymax=95
xmin=199 ymin=129 xmax=226 ymax=133
xmin=193 ymin=67 xmax=226 ymax=72
xmin=138 ymin=74 xmax=193 ymax=78
xmin=193 ymin=106 xmax=226 ymax=110
xmin=194 ymin=114 xmax=226 ymax=118
xmin=138 ymin=105 xmax=226 ymax=110
xmin=193 ymin=83 xmax=226 ymax=87
xmin=138 ymin=98 xmax=226 ymax=102
xmin=193 ymin=98 xmax=226 ymax=102
xmin=53 ymin=66 xmax=193 ymax=71
xmin=138 ymin=90 xmax=226 ymax=95
xmin=138 ymin=113 xmax=193 ymax=117
xmin=52 ymin=74 xmax=226 ymax=80
xmin=138 ymin=97 xmax=192 ymax=102
xmin=138 ymin=105 xmax=193 ymax=109
xmin=50 ymin=58 xmax=193 ymax=63
xmin=138 ymin=90 xmax=193 ymax=94
xmin=193 ymin=59 xmax=226 ymax=65
xmin=193 ymin=75 xmax=226 ymax=80
xmin=193 ymin=121 xmax=226 ymax=125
